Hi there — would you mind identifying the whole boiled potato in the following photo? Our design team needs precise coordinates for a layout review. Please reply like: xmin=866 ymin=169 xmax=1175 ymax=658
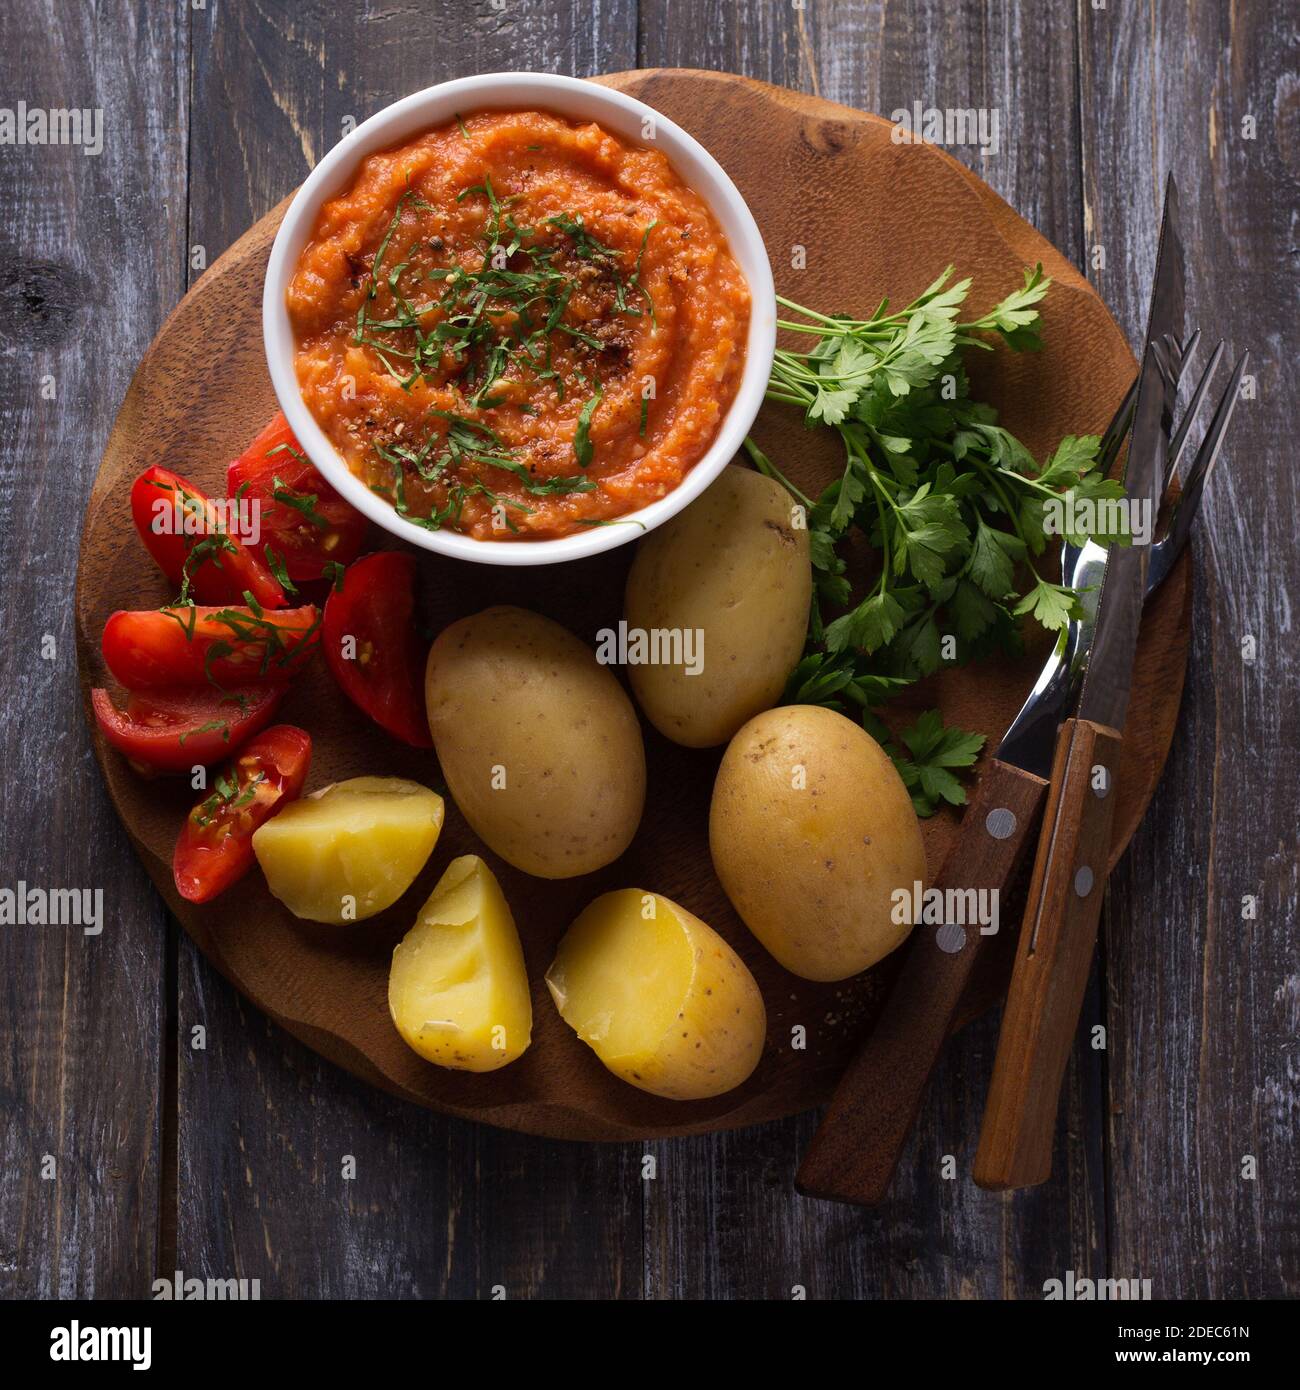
xmin=623 ymin=464 xmax=811 ymax=747
xmin=389 ymin=855 xmax=532 ymax=1072
xmin=546 ymin=888 xmax=766 ymax=1100
xmin=709 ymin=705 xmax=927 ymax=981
xmin=425 ymin=606 xmax=645 ymax=879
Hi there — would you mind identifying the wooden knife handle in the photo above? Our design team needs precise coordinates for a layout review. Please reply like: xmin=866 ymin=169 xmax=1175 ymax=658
xmin=796 ymin=756 xmax=1048 ymax=1205
xmin=973 ymin=717 xmax=1123 ymax=1191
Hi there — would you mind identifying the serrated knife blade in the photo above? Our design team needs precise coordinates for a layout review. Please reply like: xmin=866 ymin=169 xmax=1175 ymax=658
xmin=1074 ymin=345 xmax=1165 ymax=729
xmin=995 ymin=173 xmax=1184 ymax=770
xmin=1076 ymin=174 xmax=1185 ymax=727
xmin=971 ymin=178 xmax=1189 ymax=1191
xmin=797 ymin=176 xmax=1189 ymax=1208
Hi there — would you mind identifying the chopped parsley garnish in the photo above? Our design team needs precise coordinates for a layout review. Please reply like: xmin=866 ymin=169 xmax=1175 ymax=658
xmin=193 ymin=769 xmax=265 ymax=827
xmin=351 ymin=176 xmax=657 ymax=530
xmin=573 ymin=382 xmax=603 ymax=469
xmin=270 ymin=475 xmax=330 ymax=529
xmin=178 ymin=719 xmax=229 ymax=748
xmin=262 ymin=545 xmax=298 ymax=595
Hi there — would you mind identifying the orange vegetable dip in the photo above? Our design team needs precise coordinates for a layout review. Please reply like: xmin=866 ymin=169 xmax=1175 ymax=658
xmin=286 ymin=110 xmax=751 ymax=540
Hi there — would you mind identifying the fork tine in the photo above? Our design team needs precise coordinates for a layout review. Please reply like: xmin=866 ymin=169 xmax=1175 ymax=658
xmin=1164 ymin=350 xmax=1248 ymax=558
xmin=1159 ymin=332 xmax=1184 ymax=375
xmin=1164 ymin=329 xmax=1202 ymax=391
xmin=1150 ymin=334 xmax=1175 ymax=382
xmin=1166 ymin=340 xmax=1226 ymax=487
xmin=1097 ymin=377 xmax=1138 ymax=474
xmin=1097 ymin=329 xmax=1202 ymax=482
xmin=1178 ymin=328 xmax=1203 ymax=376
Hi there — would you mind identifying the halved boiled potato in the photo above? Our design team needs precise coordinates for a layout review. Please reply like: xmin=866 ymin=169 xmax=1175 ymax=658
xmin=546 ymin=889 xmax=765 ymax=1100
xmin=388 ymin=855 xmax=532 ymax=1072
xmin=252 ymin=776 xmax=443 ymax=923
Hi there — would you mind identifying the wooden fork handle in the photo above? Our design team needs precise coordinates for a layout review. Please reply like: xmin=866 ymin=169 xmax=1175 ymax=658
xmin=973 ymin=717 xmax=1123 ymax=1191
xmin=796 ymin=756 xmax=1048 ymax=1205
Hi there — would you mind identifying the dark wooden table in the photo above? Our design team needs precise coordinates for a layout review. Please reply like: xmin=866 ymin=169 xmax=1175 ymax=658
xmin=2 ymin=1 xmax=1295 ymax=1300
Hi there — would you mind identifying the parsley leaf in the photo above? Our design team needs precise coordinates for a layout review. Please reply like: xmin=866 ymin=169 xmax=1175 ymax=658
xmin=968 ymin=518 xmax=1026 ymax=599
xmin=884 ymin=709 xmax=988 ymax=817
xmin=1014 ymin=576 xmax=1082 ymax=631
xmin=824 ymin=590 xmax=906 ymax=656
xmin=749 ymin=264 xmax=1126 ymax=814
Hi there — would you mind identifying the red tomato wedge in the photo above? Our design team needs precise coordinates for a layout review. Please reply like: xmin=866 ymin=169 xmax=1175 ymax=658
xmin=226 ymin=414 xmax=368 ymax=582
xmin=173 ymin=725 xmax=312 ymax=903
xmin=131 ymin=465 xmax=287 ymax=610
xmin=91 ymin=685 xmax=285 ymax=774
xmin=102 ymin=605 xmax=320 ymax=689
xmin=323 ymin=552 xmax=432 ymax=747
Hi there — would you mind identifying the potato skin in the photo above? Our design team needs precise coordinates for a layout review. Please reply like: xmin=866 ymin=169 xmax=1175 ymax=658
xmin=546 ymin=888 xmax=766 ymax=1100
xmin=624 ymin=465 xmax=811 ymax=748
xmin=709 ymin=705 xmax=927 ymax=981
xmin=425 ymin=606 xmax=645 ymax=879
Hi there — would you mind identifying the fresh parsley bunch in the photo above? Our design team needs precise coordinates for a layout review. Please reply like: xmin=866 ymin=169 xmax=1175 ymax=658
xmin=747 ymin=266 xmax=1127 ymax=815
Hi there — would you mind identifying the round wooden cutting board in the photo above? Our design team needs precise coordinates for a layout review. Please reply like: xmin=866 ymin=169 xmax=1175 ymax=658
xmin=75 ymin=71 xmax=1190 ymax=1141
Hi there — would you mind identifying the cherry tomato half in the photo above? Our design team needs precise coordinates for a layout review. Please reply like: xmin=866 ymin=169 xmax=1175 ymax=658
xmin=227 ymin=414 xmax=368 ymax=582
xmin=173 ymin=725 xmax=312 ymax=903
xmin=131 ymin=465 xmax=287 ymax=610
xmin=102 ymin=605 xmax=320 ymax=690
xmin=91 ymin=684 xmax=285 ymax=774
xmin=323 ymin=551 xmax=432 ymax=747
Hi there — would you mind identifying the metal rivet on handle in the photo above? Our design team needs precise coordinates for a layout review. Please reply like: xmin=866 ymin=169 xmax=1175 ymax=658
xmin=1075 ymin=866 xmax=1095 ymax=898
xmin=935 ymin=922 xmax=966 ymax=954
xmin=985 ymin=807 xmax=1017 ymax=840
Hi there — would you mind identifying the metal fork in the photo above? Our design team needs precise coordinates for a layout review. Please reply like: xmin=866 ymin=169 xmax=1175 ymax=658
xmin=1072 ymin=330 xmax=1247 ymax=596
xmin=1146 ymin=335 xmax=1249 ymax=591
xmin=795 ymin=327 xmax=1249 ymax=1207
xmin=998 ymin=332 xmax=1248 ymax=773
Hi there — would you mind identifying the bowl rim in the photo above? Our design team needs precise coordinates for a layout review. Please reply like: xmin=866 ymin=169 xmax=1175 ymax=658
xmin=262 ymin=70 xmax=776 ymax=567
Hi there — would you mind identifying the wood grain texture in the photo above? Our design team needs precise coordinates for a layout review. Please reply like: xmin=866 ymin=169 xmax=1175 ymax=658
xmin=798 ymin=757 xmax=1049 ymax=1206
xmin=172 ymin=0 xmax=641 ymax=1299
xmin=1078 ymin=0 xmax=1300 ymax=1299
xmin=974 ymin=718 xmax=1124 ymax=1192
xmin=0 ymin=0 xmax=188 ymax=1298
xmin=74 ymin=68 xmax=1181 ymax=1153
xmin=4 ymin=0 xmax=1292 ymax=1303
xmin=638 ymin=0 xmax=1110 ymax=1301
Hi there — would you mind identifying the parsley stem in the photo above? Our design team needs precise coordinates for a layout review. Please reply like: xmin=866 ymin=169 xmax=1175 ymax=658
xmin=774 ymin=319 xmax=894 ymax=342
xmin=775 ymin=295 xmax=905 ymax=333
xmin=862 ymin=459 xmax=896 ymax=586
xmin=971 ymin=462 xmax=1041 ymax=573
xmin=993 ymin=464 xmax=1062 ymax=499
xmin=743 ymin=436 xmax=813 ymax=510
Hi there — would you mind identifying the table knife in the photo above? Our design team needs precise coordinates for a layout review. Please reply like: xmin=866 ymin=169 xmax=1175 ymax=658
xmin=969 ymin=351 xmax=1172 ymax=1189
xmin=797 ymin=177 xmax=1185 ymax=1206
xmin=971 ymin=176 xmax=1190 ymax=1191
xmin=795 ymin=366 xmax=1162 ymax=1206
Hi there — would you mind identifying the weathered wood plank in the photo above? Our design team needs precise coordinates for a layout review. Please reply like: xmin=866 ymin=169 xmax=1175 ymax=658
xmin=1079 ymin=0 xmax=1300 ymax=1299
xmin=0 ymin=0 xmax=188 ymax=1296
xmin=9 ymin=0 xmax=1286 ymax=1302
xmin=176 ymin=951 xmax=644 ymax=1298
xmin=175 ymin=0 xmax=643 ymax=1299
xmin=637 ymin=0 xmax=1105 ymax=1300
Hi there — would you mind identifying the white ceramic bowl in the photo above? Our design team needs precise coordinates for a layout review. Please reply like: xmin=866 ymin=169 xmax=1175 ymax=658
xmin=263 ymin=72 xmax=775 ymax=567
